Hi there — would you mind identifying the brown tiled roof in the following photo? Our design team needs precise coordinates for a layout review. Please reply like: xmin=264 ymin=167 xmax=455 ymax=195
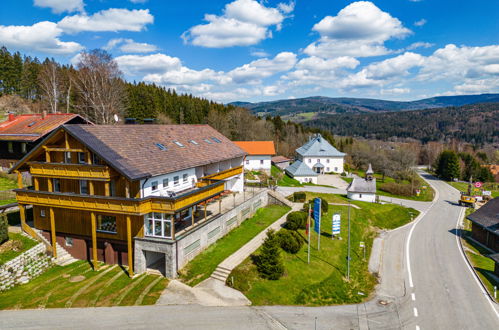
xmin=272 ymin=155 xmax=291 ymax=163
xmin=0 ymin=113 xmax=88 ymax=142
xmin=64 ymin=124 xmax=247 ymax=180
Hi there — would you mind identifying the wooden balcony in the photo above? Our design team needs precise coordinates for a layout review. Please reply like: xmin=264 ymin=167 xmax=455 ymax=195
xmin=202 ymin=165 xmax=243 ymax=181
xmin=14 ymin=180 xmax=225 ymax=215
xmin=28 ymin=162 xmax=111 ymax=181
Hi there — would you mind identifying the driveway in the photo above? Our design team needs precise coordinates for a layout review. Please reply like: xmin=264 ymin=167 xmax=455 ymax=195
xmin=317 ymin=174 xmax=350 ymax=189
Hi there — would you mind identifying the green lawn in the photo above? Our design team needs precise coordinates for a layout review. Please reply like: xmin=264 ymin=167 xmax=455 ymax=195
xmin=0 ymin=260 xmax=168 ymax=309
xmin=229 ymin=193 xmax=418 ymax=306
xmin=179 ymin=204 xmax=290 ymax=286
xmin=342 ymin=171 xmax=434 ymax=202
xmin=0 ymin=176 xmax=17 ymax=205
xmin=0 ymin=232 xmax=38 ymax=265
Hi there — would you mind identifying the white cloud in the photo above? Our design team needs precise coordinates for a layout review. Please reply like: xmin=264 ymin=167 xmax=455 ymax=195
xmin=129 ymin=0 xmax=148 ymax=3
xmin=34 ymin=0 xmax=84 ymax=14
xmin=305 ymin=1 xmax=411 ymax=58
xmin=381 ymin=87 xmax=410 ymax=95
xmin=250 ymin=49 xmax=270 ymax=57
xmin=104 ymin=38 xmax=158 ymax=53
xmin=58 ymin=8 xmax=153 ymax=33
xmin=405 ymin=42 xmax=433 ymax=50
xmin=0 ymin=21 xmax=83 ymax=54
xmin=182 ymin=0 xmax=292 ymax=48
xmin=278 ymin=2 xmax=295 ymax=14
xmin=414 ymin=19 xmax=427 ymax=27
xmin=115 ymin=53 xmax=181 ymax=76
xmin=228 ymin=52 xmax=297 ymax=83
xmin=364 ymin=52 xmax=424 ymax=79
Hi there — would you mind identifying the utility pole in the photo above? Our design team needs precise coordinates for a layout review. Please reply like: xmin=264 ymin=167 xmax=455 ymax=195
xmin=318 ymin=199 xmax=321 ymax=250
xmin=307 ymin=204 xmax=311 ymax=264
xmin=347 ymin=201 xmax=351 ymax=281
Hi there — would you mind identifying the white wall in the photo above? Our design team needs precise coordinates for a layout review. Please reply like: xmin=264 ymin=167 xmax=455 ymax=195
xmin=302 ymin=156 xmax=344 ymax=173
xmin=294 ymin=175 xmax=318 ymax=184
xmin=244 ymin=155 xmax=271 ymax=172
xmin=141 ymin=167 xmax=197 ymax=197
xmin=347 ymin=192 xmax=376 ymax=203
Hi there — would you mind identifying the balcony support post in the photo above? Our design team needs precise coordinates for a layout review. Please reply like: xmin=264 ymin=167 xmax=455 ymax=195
xmin=91 ymin=212 xmax=99 ymax=270
xmin=16 ymin=171 xmax=23 ymax=189
xmin=104 ymin=182 xmax=110 ymax=196
xmin=47 ymin=178 xmax=53 ymax=192
xmin=204 ymin=202 xmax=207 ymax=222
xmin=126 ymin=215 xmax=134 ymax=277
xmin=171 ymin=215 xmax=176 ymax=240
xmin=218 ymin=198 xmax=222 ymax=214
xmin=19 ymin=203 xmax=27 ymax=232
xmin=191 ymin=207 xmax=195 ymax=226
xmin=88 ymin=181 xmax=94 ymax=195
xmin=49 ymin=207 xmax=57 ymax=259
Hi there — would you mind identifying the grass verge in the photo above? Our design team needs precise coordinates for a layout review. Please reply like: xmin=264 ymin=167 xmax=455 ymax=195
xmin=0 ymin=260 xmax=168 ymax=309
xmin=178 ymin=204 xmax=290 ymax=286
xmin=229 ymin=192 xmax=418 ymax=305
xmin=448 ymin=181 xmax=499 ymax=198
xmin=0 ymin=232 xmax=38 ymax=265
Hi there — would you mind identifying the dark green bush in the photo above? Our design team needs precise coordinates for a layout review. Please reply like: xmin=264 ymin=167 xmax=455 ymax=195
xmin=277 ymin=229 xmax=303 ymax=254
xmin=255 ymin=229 xmax=284 ymax=280
xmin=379 ymin=182 xmax=413 ymax=197
xmin=284 ymin=211 xmax=307 ymax=230
xmin=0 ymin=214 xmax=8 ymax=244
xmin=293 ymin=192 xmax=306 ymax=202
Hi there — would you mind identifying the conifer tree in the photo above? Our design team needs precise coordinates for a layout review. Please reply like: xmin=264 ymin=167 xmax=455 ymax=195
xmin=256 ymin=229 xmax=284 ymax=280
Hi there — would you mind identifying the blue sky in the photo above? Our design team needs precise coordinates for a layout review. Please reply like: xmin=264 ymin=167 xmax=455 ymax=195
xmin=1 ymin=0 xmax=498 ymax=102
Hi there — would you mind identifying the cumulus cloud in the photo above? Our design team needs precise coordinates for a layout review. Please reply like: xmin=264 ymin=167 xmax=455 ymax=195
xmin=228 ymin=52 xmax=297 ymax=83
xmin=364 ymin=52 xmax=424 ymax=79
xmin=414 ymin=19 xmax=427 ymax=27
xmin=305 ymin=1 xmax=411 ymax=58
xmin=405 ymin=42 xmax=434 ymax=50
xmin=0 ymin=21 xmax=83 ymax=54
xmin=34 ymin=0 xmax=84 ymax=14
xmin=58 ymin=8 xmax=153 ymax=33
xmin=104 ymin=38 xmax=158 ymax=53
xmin=129 ymin=0 xmax=148 ymax=3
xmin=381 ymin=87 xmax=411 ymax=94
xmin=115 ymin=53 xmax=182 ymax=76
xmin=182 ymin=0 xmax=293 ymax=47
xmin=250 ymin=49 xmax=270 ymax=57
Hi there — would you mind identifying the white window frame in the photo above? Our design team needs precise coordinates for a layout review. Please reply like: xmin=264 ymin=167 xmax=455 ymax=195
xmin=183 ymin=173 xmax=188 ymax=183
xmin=65 ymin=237 xmax=73 ymax=247
xmin=163 ymin=178 xmax=169 ymax=188
xmin=53 ymin=178 xmax=61 ymax=192
xmin=78 ymin=152 xmax=86 ymax=164
xmin=64 ymin=152 xmax=72 ymax=163
xmin=174 ymin=176 xmax=179 ymax=186
xmin=151 ymin=181 xmax=158 ymax=191
xmin=144 ymin=212 xmax=173 ymax=238
xmin=260 ymin=159 xmax=264 ymax=165
xmin=40 ymin=209 xmax=46 ymax=218
xmin=308 ymin=158 xmax=311 ymax=163
xmin=79 ymin=180 xmax=88 ymax=195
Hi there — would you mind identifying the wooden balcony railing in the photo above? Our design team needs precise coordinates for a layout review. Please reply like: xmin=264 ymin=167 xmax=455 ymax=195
xmin=14 ymin=180 xmax=225 ymax=215
xmin=28 ymin=162 xmax=112 ymax=181
xmin=202 ymin=165 xmax=243 ymax=181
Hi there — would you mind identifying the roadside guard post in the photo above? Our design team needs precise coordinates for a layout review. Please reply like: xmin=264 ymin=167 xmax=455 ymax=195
xmin=313 ymin=198 xmax=321 ymax=250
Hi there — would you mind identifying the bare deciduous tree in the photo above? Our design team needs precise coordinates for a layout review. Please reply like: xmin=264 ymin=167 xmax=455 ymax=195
xmin=38 ymin=60 xmax=60 ymax=113
xmin=71 ymin=49 xmax=125 ymax=124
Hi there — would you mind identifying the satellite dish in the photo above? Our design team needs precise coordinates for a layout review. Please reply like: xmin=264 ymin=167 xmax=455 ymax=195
xmin=113 ymin=114 xmax=119 ymax=123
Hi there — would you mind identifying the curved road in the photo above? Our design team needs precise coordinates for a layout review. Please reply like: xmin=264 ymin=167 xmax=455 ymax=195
xmin=1 ymin=173 xmax=498 ymax=329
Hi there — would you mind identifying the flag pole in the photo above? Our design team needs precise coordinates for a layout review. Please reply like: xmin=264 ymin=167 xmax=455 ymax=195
xmin=318 ymin=198 xmax=321 ymax=250
xmin=307 ymin=204 xmax=311 ymax=264
xmin=347 ymin=201 xmax=351 ymax=281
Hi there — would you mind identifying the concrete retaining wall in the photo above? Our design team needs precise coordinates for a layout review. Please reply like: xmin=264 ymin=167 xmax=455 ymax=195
xmin=0 ymin=240 xmax=53 ymax=292
xmin=134 ymin=190 xmax=270 ymax=278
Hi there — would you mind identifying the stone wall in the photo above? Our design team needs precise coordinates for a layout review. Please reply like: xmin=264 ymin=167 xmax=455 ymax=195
xmin=0 ymin=241 xmax=53 ymax=292
xmin=134 ymin=189 xmax=269 ymax=278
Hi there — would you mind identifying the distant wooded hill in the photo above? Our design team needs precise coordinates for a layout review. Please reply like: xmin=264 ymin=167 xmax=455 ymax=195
xmin=231 ymin=94 xmax=499 ymax=118
xmin=305 ymin=103 xmax=499 ymax=144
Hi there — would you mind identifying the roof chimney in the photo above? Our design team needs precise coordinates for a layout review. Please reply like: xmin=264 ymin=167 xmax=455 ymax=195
xmin=42 ymin=111 xmax=47 ymax=120
xmin=8 ymin=112 xmax=15 ymax=121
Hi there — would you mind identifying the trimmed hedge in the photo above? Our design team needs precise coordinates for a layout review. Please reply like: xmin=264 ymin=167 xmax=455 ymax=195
xmin=293 ymin=192 xmax=306 ymax=202
xmin=277 ymin=229 xmax=303 ymax=254
xmin=284 ymin=211 xmax=308 ymax=230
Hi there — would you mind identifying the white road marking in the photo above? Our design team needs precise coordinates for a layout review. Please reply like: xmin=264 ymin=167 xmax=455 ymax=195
xmin=454 ymin=207 xmax=499 ymax=320
xmin=406 ymin=172 xmax=439 ymax=288
xmin=411 ymin=293 xmax=416 ymax=301
xmin=413 ymin=307 xmax=418 ymax=317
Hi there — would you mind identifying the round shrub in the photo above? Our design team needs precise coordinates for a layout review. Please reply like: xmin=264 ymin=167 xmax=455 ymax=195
xmin=293 ymin=192 xmax=306 ymax=202
xmin=277 ymin=229 xmax=303 ymax=254
xmin=285 ymin=211 xmax=307 ymax=230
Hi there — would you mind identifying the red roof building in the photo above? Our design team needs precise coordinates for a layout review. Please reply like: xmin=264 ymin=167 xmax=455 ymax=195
xmin=0 ymin=112 xmax=90 ymax=168
xmin=233 ymin=141 xmax=275 ymax=174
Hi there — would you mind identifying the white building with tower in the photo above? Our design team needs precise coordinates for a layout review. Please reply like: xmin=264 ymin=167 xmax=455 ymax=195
xmin=347 ymin=164 xmax=377 ymax=203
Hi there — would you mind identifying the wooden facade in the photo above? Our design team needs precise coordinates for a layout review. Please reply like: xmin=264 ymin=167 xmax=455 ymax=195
xmin=12 ymin=126 xmax=242 ymax=277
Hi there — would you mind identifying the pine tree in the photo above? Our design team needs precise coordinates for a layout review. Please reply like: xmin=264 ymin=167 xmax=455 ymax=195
xmin=435 ymin=150 xmax=460 ymax=181
xmin=256 ymin=229 xmax=284 ymax=280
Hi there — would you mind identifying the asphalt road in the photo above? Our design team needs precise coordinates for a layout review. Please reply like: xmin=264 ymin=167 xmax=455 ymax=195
xmin=1 ymin=173 xmax=498 ymax=329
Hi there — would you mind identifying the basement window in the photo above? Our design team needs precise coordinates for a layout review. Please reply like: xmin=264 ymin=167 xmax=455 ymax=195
xmin=97 ymin=215 xmax=117 ymax=233
xmin=65 ymin=237 xmax=73 ymax=247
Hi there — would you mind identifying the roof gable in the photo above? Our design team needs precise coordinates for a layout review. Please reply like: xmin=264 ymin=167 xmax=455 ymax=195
xmin=285 ymin=160 xmax=318 ymax=177
xmin=347 ymin=177 xmax=377 ymax=193
xmin=233 ymin=141 xmax=275 ymax=155
xmin=296 ymin=133 xmax=345 ymax=157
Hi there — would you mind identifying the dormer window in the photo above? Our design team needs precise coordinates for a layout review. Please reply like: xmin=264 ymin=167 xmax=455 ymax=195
xmin=78 ymin=152 xmax=86 ymax=164
xmin=64 ymin=152 xmax=72 ymax=163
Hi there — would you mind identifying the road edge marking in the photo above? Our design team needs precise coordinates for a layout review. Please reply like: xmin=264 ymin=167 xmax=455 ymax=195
xmin=455 ymin=207 xmax=499 ymax=320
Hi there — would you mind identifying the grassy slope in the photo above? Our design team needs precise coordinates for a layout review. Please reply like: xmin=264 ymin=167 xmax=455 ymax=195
xmin=0 ymin=233 xmax=38 ymax=265
xmin=0 ymin=176 xmax=17 ymax=206
xmin=343 ymin=170 xmax=434 ymax=202
xmin=0 ymin=260 xmax=168 ymax=309
xmin=178 ymin=204 xmax=290 ymax=286
xmin=230 ymin=192 xmax=419 ymax=305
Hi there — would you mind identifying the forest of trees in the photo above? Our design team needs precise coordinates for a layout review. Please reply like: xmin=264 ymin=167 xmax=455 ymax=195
xmin=306 ymin=103 xmax=499 ymax=145
xmin=0 ymin=47 xmax=339 ymax=157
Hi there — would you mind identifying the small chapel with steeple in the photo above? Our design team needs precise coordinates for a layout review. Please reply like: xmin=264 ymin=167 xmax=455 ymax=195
xmin=347 ymin=163 xmax=377 ymax=203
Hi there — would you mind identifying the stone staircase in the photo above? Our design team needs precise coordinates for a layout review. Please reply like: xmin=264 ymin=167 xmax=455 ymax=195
xmin=210 ymin=265 xmax=232 ymax=283
xmin=33 ymin=229 xmax=77 ymax=266
xmin=267 ymin=189 xmax=294 ymax=208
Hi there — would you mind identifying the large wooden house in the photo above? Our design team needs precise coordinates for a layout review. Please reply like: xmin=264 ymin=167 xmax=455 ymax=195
xmin=10 ymin=124 xmax=245 ymax=276
xmin=0 ymin=112 xmax=89 ymax=169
